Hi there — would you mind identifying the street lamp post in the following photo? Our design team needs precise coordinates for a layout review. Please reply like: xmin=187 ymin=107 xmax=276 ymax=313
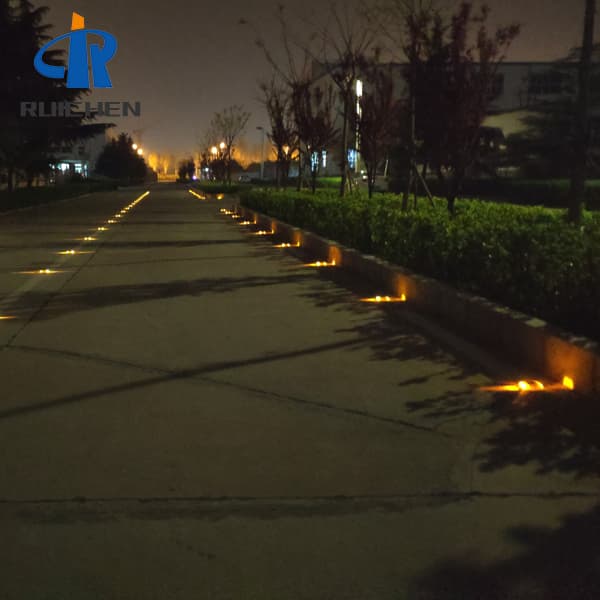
xmin=257 ymin=126 xmax=265 ymax=180
xmin=355 ymin=79 xmax=363 ymax=179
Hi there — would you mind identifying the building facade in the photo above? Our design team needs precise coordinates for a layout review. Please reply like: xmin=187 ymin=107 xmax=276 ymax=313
xmin=311 ymin=60 xmax=575 ymax=177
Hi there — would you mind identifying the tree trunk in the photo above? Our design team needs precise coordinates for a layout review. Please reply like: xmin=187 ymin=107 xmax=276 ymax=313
xmin=568 ymin=0 xmax=596 ymax=224
xmin=447 ymin=195 xmax=456 ymax=215
xmin=7 ymin=167 xmax=14 ymax=192
xmin=339 ymin=94 xmax=350 ymax=198
xmin=297 ymin=153 xmax=303 ymax=191
xmin=311 ymin=169 xmax=317 ymax=193
xmin=403 ymin=57 xmax=417 ymax=212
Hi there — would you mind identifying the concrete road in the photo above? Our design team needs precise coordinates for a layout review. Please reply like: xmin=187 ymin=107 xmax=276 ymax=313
xmin=0 ymin=185 xmax=598 ymax=599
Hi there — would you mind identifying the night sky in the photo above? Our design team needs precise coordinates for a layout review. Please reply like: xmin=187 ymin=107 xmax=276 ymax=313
xmin=44 ymin=0 xmax=595 ymax=158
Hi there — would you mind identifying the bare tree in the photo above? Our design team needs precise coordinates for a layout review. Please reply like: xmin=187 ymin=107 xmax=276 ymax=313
xmin=248 ymin=5 xmax=318 ymax=190
xmin=366 ymin=0 xmax=436 ymax=210
xmin=406 ymin=2 xmax=519 ymax=214
xmin=210 ymin=105 xmax=251 ymax=184
xmin=316 ymin=1 xmax=377 ymax=196
xmin=260 ymin=78 xmax=298 ymax=188
xmin=292 ymin=81 xmax=339 ymax=192
xmin=246 ymin=2 xmax=376 ymax=195
xmin=568 ymin=0 xmax=597 ymax=225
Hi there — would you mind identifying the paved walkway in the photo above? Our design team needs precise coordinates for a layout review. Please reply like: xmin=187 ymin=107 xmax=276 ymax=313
xmin=0 ymin=185 xmax=598 ymax=599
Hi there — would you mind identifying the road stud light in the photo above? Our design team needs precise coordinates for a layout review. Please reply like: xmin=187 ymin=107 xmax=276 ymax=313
xmin=305 ymin=260 xmax=337 ymax=268
xmin=17 ymin=268 xmax=65 ymax=275
xmin=563 ymin=376 xmax=575 ymax=390
xmin=480 ymin=379 xmax=548 ymax=393
xmin=361 ymin=295 xmax=407 ymax=303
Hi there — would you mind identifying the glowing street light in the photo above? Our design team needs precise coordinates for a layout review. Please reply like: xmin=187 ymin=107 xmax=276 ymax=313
xmin=132 ymin=143 xmax=138 ymax=150
xmin=137 ymin=148 xmax=144 ymax=156
xmin=219 ymin=142 xmax=226 ymax=151
xmin=211 ymin=146 xmax=218 ymax=156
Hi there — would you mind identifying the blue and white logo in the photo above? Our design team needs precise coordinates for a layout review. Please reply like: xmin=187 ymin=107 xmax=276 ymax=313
xmin=34 ymin=12 xmax=117 ymax=89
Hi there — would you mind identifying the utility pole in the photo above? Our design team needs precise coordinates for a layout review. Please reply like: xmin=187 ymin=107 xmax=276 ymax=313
xmin=568 ymin=0 xmax=596 ymax=224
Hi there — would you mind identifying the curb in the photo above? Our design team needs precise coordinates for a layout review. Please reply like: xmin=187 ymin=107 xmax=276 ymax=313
xmin=238 ymin=204 xmax=599 ymax=394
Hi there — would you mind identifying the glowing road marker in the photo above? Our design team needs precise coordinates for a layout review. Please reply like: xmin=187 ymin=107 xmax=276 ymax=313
xmin=275 ymin=243 xmax=301 ymax=249
xmin=16 ymin=269 xmax=66 ymax=275
xmin=305 ymin=260 xmax=337 ymax=268
xmin=361 ymin=295 xmax=407 ymax=303
xmin=563 ymin=376 xmax=575 ymax=390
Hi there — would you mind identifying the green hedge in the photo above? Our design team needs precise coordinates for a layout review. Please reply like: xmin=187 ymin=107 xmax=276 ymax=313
xmin=391 ymin=178 xmax=600 ymax=210
xmin=0 ymin=181 xmax=118 ymax=212
xmin=240 ymin=188 xmax=600 ymax=342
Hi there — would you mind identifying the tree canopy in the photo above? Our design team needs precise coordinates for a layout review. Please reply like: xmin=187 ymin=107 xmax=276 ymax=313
xmin=0 ymin=0 xmax=109 ymax=190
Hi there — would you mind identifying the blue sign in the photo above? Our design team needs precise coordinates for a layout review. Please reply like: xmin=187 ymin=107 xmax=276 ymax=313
xmin=34 ymin=13 xmax=117 ymax=89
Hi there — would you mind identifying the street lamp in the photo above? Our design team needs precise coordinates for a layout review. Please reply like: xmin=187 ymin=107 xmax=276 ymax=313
xmin=137 ymin=148 xmax=144 ymax=156
xmin=257 ymin=126 xmax=265 ymax=180
xmin=132 ymin=143 xmax=138 ymax=151
xmin=211 ymin=146 xmax=218 ymax=156
xmin=355 ymin=79 xmax=363 ymax=176
xmin=219 ymin=142 xmax=226 ymax=152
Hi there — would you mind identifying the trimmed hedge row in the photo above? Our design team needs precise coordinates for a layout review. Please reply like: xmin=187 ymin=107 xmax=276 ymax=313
xmin=240 ymin=188 xmax=600 ymax=342
xmin=391 ymin=178 xmax=600 ymax=210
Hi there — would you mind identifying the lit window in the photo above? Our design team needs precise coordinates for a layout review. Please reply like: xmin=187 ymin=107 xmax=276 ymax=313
xmin=348 ymin=149 xmax=357 ymax=169
xmin=311 ymin=152 xmax=320 ymax=171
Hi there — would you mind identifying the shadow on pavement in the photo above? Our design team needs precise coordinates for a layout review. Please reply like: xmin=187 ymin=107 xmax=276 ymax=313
xmin=414 ymin=501 xmax=600 ymax=600
xmin=6 ymin=273 xmax=315 ymax=321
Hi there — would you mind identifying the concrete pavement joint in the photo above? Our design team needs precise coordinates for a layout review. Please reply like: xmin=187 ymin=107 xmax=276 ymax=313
xmin=5 ymin=343 xmax=454 ymax=437
xmin=1 ymin=491 xmax=599 ymax=509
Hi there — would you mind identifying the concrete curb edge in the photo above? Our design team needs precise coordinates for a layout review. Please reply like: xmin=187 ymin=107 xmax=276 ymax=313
xmin=238 ymin=204 xmax=599 ymax=394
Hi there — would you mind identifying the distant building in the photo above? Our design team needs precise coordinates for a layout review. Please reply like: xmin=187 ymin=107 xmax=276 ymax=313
xmin=310 ymin=60 xmax=578 ymax=176
xmin=52 ymin=129 xmax=113 ymax=179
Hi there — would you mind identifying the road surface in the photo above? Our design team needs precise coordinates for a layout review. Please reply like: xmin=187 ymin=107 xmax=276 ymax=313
xmin=0 ymin=185 xmax=598 ymax=599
